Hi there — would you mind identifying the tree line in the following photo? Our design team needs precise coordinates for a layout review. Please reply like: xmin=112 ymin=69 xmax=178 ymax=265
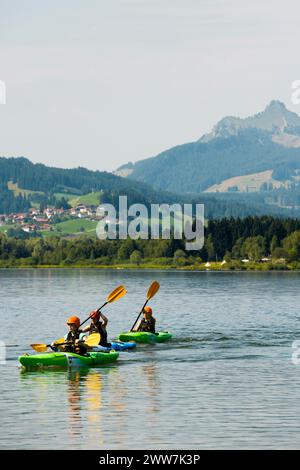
xmin=1 ymin=216 xmax=300 ymax=266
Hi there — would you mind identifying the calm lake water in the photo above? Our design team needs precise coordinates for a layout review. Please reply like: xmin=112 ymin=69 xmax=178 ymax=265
xmin=1 ymin=269 xmax=300 ymax=449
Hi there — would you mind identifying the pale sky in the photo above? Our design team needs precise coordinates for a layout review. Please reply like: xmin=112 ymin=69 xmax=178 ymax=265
xmin=1 ymin=0 xmax=300 ymax=172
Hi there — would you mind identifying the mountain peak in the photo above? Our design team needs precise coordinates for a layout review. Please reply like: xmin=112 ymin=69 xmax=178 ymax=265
xmin=266 ymin=100 xmax=287 ymax=110
xmin=200 ymin=100 xmax=300 ymax=142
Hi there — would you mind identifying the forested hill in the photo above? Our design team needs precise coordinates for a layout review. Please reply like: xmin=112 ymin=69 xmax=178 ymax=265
xmin=0 ymin=156 xmax=162 ymax=201
xmin=2 ymin=155 xmax=300 ymax=219
xmin=0 ymin=156 xmax=186 ymax=214
xmin=0 ymin=156 xmax=177 ymax=214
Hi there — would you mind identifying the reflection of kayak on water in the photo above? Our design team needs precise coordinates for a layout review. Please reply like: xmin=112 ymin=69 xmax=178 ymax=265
xmin=18 ymin=350 xmax=119 ymax=369
xmin=118 ymin=331 xmax=172 ymax=344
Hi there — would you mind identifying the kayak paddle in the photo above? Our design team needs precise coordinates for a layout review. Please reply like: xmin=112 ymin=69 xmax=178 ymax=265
xmin=30 ymin=333 xmax=101 ymax=353
xmin=30 ymin=286 xmax=126 ymax=353
xmin=130 ymin=281 xmax=160 ymax=331
xmin=30 ymin=336 xmax=65 ymax=352
xmin=79 ymin=285 xmax=126 ymax=329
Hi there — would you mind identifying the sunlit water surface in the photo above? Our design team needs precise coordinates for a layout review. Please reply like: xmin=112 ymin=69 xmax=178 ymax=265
xmin=1 ymin=269 xmax=300 ymax=449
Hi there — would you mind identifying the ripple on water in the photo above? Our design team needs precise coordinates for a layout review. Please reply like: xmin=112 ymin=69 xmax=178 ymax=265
xmin=1 ymin=269 xmax=300 ymax=449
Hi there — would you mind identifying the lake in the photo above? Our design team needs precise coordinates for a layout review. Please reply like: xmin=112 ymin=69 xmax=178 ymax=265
xmin=1 ymin=269 xmax=300 ymax=449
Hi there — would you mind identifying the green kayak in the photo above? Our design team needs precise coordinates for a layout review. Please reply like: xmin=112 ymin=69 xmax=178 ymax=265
xmin=118 ymin=331 xmax=172 ymax=344
xmin=19 ymin=350 xmax=119 ymax=368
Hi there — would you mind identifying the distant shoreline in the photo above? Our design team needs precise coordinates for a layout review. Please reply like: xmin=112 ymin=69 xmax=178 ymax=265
xmin=0 ymin=262 xmax=297 ymax=271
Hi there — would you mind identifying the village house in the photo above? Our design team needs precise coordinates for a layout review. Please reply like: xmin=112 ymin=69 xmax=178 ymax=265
xmin=69 ymin=204 xmax=96 ymax=219
xmin=39 ymin=224 xmax=52 ymax=231
xmin=13 ymin=213 xmax=28 ymax=223
xmin=43 ymin=207 xmax=65 ymax=219
xmin=44 ymin=208 xmax=54 ymax=219
xmin=22 ymin=224 xmax=37 ymax=233
xmin=33 ymin=216 xmax=49 ymax=224
xmin=69 ymin=207 xmax=78 ymax=216
xmin=29 ymin=209 xmax=39 ymax=217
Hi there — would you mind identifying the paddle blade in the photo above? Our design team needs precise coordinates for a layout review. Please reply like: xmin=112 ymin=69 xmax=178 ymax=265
xmin=147 ymin=281 xmax=160 ymax=301
xmin=53 ymin=337 xmax=65 ymax=345
xmin=106 ymin=285 xmax=126 ymax=304
xmin=30 ymin=337 xmax=65 ymax=352
xmin=129 ymin=281 xmax=160 ymax=331
xmin=30 ymin=343 xmax=48 ymax=352
xmin=80 ymin=286 xmax=127 ymax=329
xmin=84 ymin=333 xmax=101 ymax=347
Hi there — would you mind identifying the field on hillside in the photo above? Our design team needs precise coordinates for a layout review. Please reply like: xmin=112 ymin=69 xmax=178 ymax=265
xmin=0 ymin=224 xmax=12 ymax=233
xmin=7 ymin=182 xmax=101 ymax=209
xmin=204 ymin=170 xmax=286 ymax=193
xmin=8 ymin=181 xmax=44 ymax=197
xmin=42 ymin=218 xmax=98 ymax=237
xmin=54 ymin=192 xmax=101 ymax=207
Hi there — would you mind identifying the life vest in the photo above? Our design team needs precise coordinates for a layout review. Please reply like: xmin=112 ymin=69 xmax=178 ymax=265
xmin=138 ymin=317 xmax=156 ymax=333
xmin=89 ymin=321 xmax=109 ymax=347
xmin=64 ymin=330 xmax=86 ymax=355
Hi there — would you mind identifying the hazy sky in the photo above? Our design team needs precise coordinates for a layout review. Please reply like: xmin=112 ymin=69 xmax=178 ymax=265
xmin=1 ymin=0 xmax=300 ymax=172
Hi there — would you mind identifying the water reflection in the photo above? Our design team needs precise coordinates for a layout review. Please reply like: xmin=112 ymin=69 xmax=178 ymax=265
xmin=143 ymin=363 xmax=161 ymax=414
xmin=67 ymin=369 xmax=86 ymax=438
xmin=18 ymin=365 xmax=131 ymax=448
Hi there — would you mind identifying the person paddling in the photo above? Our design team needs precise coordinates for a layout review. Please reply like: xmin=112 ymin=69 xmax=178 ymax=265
xmin=132 ymin=306 xmax=156 ymax=333
xmin=51 ymin=316 xmax=87 ymax=355
xmin=82 ymin=310 xmax=111 ymax=347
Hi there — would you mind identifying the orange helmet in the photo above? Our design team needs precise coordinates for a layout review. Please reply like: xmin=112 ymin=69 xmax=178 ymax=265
xmin=90 ymin=310 xmax=100 ymax=320
xmin=67 ymin=316 xmax=80 ymax=327
xmin=144 ymin=306 xmax=152 ymax=314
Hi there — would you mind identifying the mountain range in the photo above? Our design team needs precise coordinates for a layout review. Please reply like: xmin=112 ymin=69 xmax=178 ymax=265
xmin=2 ymin=100 xmax=300 ymax=221
xmin=115 ymin=100 xmax=300 ymax=194
xmin=2 ymin=154 xmax=300 ymax=221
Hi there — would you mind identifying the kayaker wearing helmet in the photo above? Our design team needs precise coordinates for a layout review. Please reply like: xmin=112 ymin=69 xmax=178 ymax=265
xmin=82 ymin=310 xmax=111 ymax=347
xmin=51 ymin=316 xmax=87 ymax=355
xmin=133 ymin=306 xmax=156 ymax=333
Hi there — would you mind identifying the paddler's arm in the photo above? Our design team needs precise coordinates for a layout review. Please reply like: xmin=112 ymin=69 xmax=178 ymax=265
xmin=81 ymin=325 xmax=91 ymax=333
xmin=98 ymin=311 xmax=108 ymax=328
xmin=152 ymin=317 xmax=156 ymax=333
xmin=75 ymin=332 xmax=89 ymax=350
xmin=132 ymin=319 xmax=142 ymax=332
xmin=50 ymin=334 xmax=68 ymax=351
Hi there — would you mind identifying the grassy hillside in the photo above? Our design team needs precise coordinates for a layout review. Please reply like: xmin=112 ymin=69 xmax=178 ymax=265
xmin=68 ymin=192 xmax=102 ymax=207
xmin=7 ymin=181 xmax=44 ymax=197
xmin=0 ymin=224 xmax=12 ymax=233
xmin=42 ymin=218 xmax=98 ymax=237
xmin=53 ymin=192 xmax=80 ymax=202
xmin=204 ymin=170 xmax=285 ymax=193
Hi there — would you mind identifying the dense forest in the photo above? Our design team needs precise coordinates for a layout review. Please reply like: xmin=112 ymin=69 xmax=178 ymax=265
xmin=0 ymin=182 xmax=30 ymax=213
xmin=1 ymin=216 xmax=300 ymax=267
xmin=0 ymin=156 xmax=167 ymax=203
